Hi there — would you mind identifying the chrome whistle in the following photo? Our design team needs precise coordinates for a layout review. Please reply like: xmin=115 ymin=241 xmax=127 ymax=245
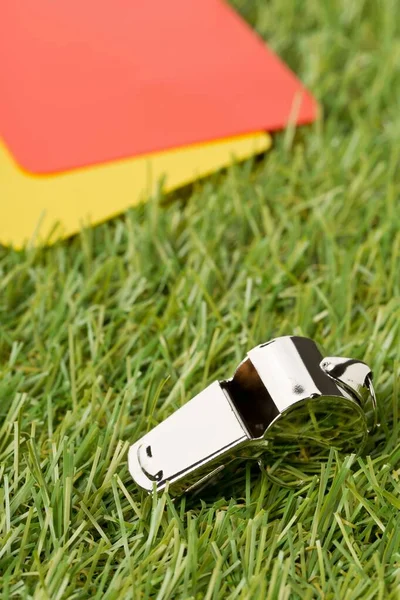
xmin=128 ymin=336 xmax=377 ymax=496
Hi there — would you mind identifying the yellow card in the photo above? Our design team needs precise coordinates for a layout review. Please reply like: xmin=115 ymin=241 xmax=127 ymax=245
xmin=0 ymin=133 xmax=271 ymax=249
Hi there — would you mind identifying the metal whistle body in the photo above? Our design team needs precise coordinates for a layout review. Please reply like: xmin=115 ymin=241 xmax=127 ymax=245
xmin=128 ymin=336 xmax=377 ymax=496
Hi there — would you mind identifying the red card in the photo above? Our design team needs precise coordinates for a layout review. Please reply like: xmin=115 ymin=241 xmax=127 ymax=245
xmin=0 ymin=0 xmax=317 ymax=174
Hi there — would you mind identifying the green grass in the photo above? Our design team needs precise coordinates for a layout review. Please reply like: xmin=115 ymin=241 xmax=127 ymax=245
xmin=1 ymin=0 xmax=400 ymax=597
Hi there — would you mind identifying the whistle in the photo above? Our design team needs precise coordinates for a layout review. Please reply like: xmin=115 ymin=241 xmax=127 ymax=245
xmin=128 ymin=336 xmax=377 ymax=496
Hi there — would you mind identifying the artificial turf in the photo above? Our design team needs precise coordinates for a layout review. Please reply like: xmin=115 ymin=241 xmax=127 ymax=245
xmin=1 ymin=0 xmax=400 ymax=597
